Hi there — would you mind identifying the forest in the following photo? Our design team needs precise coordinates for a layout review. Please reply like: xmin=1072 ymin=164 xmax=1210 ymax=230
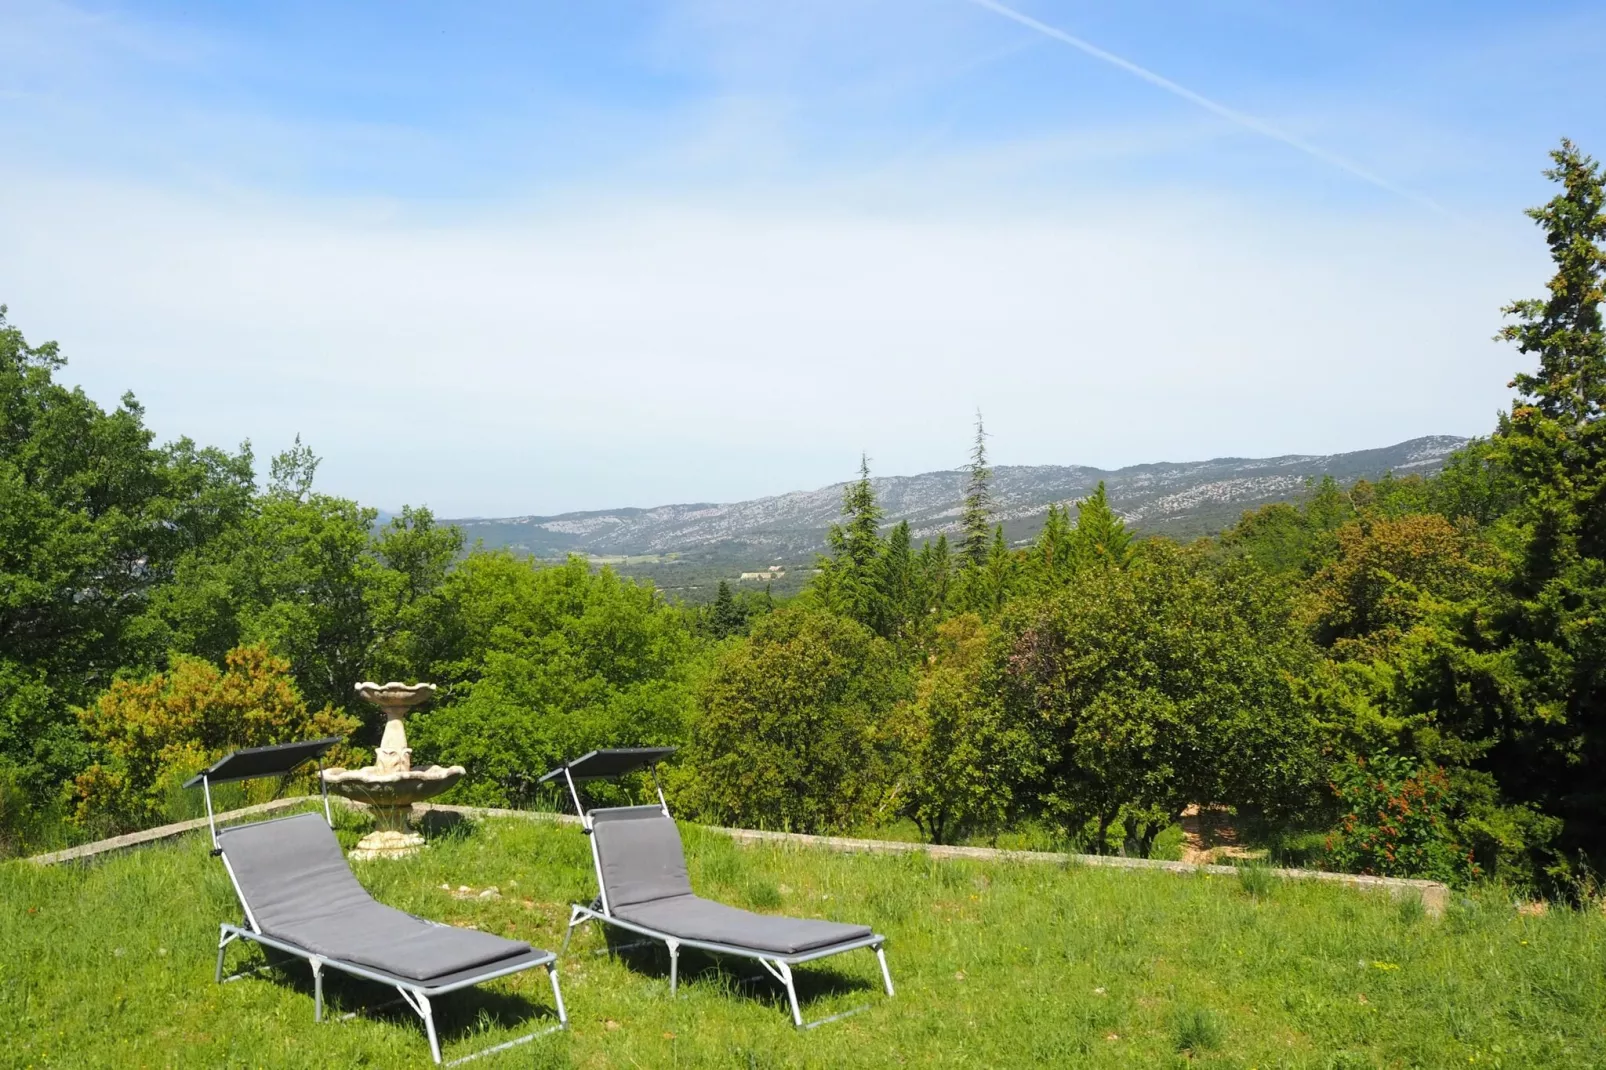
xmin=2 ymin=140 xmax=1603 ymax=899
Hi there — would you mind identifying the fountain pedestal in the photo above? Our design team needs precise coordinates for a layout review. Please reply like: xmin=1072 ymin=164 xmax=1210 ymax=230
xmin=322 ymin=682 xmax=464 ymax=861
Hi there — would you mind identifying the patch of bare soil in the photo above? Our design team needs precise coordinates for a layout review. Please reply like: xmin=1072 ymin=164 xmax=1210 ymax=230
xmin=1179 ymin=804 xmax=1268 ymax=865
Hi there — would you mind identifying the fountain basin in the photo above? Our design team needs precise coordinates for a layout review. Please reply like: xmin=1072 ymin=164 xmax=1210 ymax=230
xmin=321 ymin=763 xmax=466 ymax=806
xmin=324 ymin=681 xmax=462 ymax=860
xmin=322 ymin=765 xmax=465 ymax=860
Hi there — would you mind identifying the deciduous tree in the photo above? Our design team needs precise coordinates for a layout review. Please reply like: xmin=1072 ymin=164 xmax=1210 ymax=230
xmin=681 ymin=608 xmax=908 ymax=833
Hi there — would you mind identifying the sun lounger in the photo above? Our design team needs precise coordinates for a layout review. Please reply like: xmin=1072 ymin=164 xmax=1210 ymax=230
xmin=188 ymin=739 xmax=566 ymax=1065
xmin=541 ymin=748 xmax=893 ymax=1028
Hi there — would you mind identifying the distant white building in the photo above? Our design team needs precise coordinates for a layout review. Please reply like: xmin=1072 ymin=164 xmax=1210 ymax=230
xmin=739 ymin=567 xmax=786 ymax=581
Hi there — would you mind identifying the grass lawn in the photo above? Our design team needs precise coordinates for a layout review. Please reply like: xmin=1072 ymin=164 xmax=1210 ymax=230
xmin=3 ymin=803 xmax=1603 ymax=1068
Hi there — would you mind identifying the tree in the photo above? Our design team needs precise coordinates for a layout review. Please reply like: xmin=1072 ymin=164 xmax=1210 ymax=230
xmin=957 ymin=525 xmax=1019 ymax=618
xmin=812 ymin=455 xmax=887 ymax=628
xmin=960 ymin=411 xmax=992 ymax=568
xmin=697 ymin=579 xmax=772 ymax=641
xmin=405 ymin=554 xmax=698 ymax=807
xmin=914 ymin=533 xmax=953 ymax=617
xmin=0 ymin=308 xmax=251 ymax=690
xmin=996 ymin=542 xmax=1319 ymax=856
xmin=268 ymin=434 xmax=320 ymax=501
xmin=703 ymin=580 xmax=748 ymax=640
xmin=1477 ymin=138 xmax=1606 ymax=876
xmin=0 ymin=307 xmax=254 ymax=835
xmin=366 ymin=506 xmax=466 ymax=682
xmin=73 ymin=644 xmax=358 ymax=833
xmin=1428 ymin=438 xmax=1522 ymax=528
xmin=1068 ymin=482 xmax=1131 ymax=570
xmin=872 ymin=519 xmax=917 ymax=642
xmin=1220 ymin=475 xmax=1354 ymax=579
xmin=680 ymin=608 xmax=909 ymax=833
xmin=1307 ymin=513 xmax=1490 ymax=653
xmin=1499 ymin=139 xmax=1606 ymax=427
xmin=891 ymin=614 xmax=1028 ymax=843
xmin=1030 ymin=504 xmax=1076 ymax=590
xmin=138 ymin=445 xmax=385 ymax=728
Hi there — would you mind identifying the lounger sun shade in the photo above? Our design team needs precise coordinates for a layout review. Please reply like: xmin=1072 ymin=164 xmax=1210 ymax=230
xmin=547 ymin=748 xmax=893 ymax=1029
xmin=192 ymin=741 xmax=566 ymax=1065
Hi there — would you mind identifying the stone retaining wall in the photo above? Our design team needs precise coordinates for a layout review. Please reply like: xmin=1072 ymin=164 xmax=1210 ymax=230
xmin=24 ymin=796 xmax=320 ymax=866
xmin=28 ymin=796 xmax=1447 ymax=916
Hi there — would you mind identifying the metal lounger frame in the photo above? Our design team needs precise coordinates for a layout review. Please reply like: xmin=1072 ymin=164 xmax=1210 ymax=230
xmin=554 ymin=763 xmax=894 ymax=1029
xmin=200 ymin=766 xmax=567 ymax=1066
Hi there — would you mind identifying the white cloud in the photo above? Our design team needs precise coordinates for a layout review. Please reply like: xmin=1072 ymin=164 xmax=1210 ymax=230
xmin=0 ymin=170 xmax=1540 ymax=516
xmin=1 ymin=0 xmax=1582 ymax=517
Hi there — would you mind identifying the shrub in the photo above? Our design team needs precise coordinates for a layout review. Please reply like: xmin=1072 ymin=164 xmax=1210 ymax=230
xmin=1322 ymin=753 xmax=1478 ymax=884
xmin=678 ymin=608 xmax=909 ymax=833
xmin=74 ymin=644 xmax=358 ymax=831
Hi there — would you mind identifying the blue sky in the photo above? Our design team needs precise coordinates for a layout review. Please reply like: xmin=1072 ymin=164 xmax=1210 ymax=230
xmin=2 ymin=0 xmax=1602 ymax=516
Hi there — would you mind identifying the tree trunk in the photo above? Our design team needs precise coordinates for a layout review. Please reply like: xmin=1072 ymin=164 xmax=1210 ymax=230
xmin=1138 ymin=820 xmax=1164 ymax=859
xmin=1121 ymin=814 xmax=1140 ymax=857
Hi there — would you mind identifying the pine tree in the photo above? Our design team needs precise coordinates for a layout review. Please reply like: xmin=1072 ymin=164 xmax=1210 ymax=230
xmin=815 ymin=455 xmax=887 ymax=627
xmin=960 ymin=411 xmax=992 ymax=568
xmin=1481 ymin=139 xmax=1606 ymax=871
xmin=1499 ymin=138 xmax=1606 ymax=428
xmin=840 ymin=454 xmax=884 ymax=570
xmin=1070 ymin=482 xmax=1132 ymax=570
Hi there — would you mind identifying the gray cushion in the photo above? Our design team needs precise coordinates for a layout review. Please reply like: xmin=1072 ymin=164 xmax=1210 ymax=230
xmin=613 ymin=895 xmax=873 ymax=955
xmin=588 ymin=805 xmax=873 ymax=954
xmin=591 ymin=806 xmax=694 ymax=908
xmin=217 ymin=813 xmax=533 ymax=982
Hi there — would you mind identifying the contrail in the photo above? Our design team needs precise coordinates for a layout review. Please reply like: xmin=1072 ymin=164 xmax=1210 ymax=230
xmin=964 ymin=0 xmax=1449 ymax=216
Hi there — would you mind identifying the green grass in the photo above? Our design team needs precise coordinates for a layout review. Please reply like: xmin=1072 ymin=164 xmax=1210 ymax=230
xmin=3 ymin=806 xmax=1604 ymax=1068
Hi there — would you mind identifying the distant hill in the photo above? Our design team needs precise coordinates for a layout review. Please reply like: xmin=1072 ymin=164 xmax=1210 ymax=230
xmin=445 ymin=436 xmax=1469 ymax=597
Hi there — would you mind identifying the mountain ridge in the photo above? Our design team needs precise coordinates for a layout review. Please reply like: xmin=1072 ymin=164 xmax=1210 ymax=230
xmin=447 ymin=435 xmax=1470 ymax=566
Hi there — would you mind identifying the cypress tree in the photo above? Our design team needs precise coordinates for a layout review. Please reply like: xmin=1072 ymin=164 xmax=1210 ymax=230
xmin=916 ymin=532 xmax=953 ymax=618
xmin=707 ymin=579 xmax=746 ymax=639
xmin=960 ymin=411 xmax=993 ymax=568
xmin=980 ymin=525 xmax=1020 ymax=615
xmin=1032 ymin=503 xmax=1075 ymax=588
xmin=1070 ymin=482 xmax=1132 ymax=570
xmin=934 ymin=532 xmax=953 ymax=609
xmin=874 ymin=520 xmax=915 ymax=641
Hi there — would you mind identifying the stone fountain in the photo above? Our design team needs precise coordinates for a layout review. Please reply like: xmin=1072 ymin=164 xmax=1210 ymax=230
xmin=321 ymin=682 xmax=465 ymax=861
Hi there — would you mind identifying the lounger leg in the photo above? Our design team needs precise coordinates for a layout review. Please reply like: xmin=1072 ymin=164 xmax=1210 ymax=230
xmin=419 ymin=991 xmax=441 ymax=1065
xmin=548 ymin=964 xmax=568 ymax=1026
xmin=775 ymin=960 xmax=803 ymax=1028
xmin=310 ymin=957 xmax=324 ymax=1022
xmin=214 ymin=926 xmax=237 ymax=984
xmin=561 ymin=905 xmax=586 ymax=955
xmin=875 ymin=945 xmax=895 ymax=997
xmin=667 ymin=939 xmax=680 ymax=997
